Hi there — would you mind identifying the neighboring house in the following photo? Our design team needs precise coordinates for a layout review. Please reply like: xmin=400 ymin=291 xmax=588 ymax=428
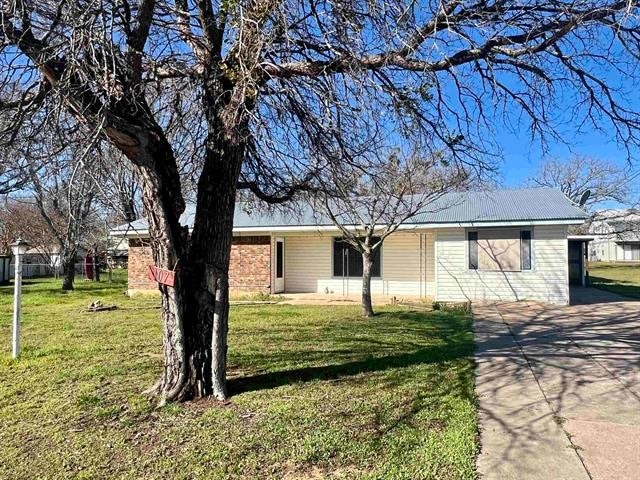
xmin=106 ymin=237 xmax=129 ymax=269
xmin=8 ymin=246 xmax=89 ymax=278
xmin=588 ymin=209 xmax=640 ymax=262
xmin=110 ymin=187 xmax=587 ymax=305
xmin=0 ymin=246 xmax=56 ymax=278
xmin=19 ymin=246 xmax=62 ymax=278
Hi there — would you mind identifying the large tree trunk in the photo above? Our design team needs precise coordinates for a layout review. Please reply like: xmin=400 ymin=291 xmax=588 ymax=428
xmin=61 ymin=248 xmax=76 ymax=291
xmin=183 ymin=118 xmax=245 ymax=400
xmin=134 ymin=116 xmax=244 ymax=403
xmin=361 ymin=250 xmax=375 ymax=317
xmin=121 ymin=126 xmax=190 ymax=405
xmin=145 ymin=147 xmax=242 ymax=403
xmin=106 ymin=69 xmax=245 ymax=404
xmin=178 ymin=71 xmax=247 ymax=401
xmin=136 ymin=188 xmax=189 ymax=404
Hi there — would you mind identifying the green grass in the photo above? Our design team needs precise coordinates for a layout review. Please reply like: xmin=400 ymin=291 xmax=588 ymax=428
xmin=588 ymin=261 xmax=640 ymax=299
xmin=0 ymin=274 xmax=477 ymax=480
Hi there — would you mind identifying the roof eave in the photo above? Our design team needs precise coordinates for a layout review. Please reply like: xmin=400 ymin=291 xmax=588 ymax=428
xmin=110 ymin=217 xmax=586 ymax=238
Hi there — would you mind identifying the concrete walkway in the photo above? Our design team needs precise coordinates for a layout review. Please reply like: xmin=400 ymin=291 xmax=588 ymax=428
xmin=280 ymin=292 xmax=429 ymax=306
xmin=474 ymin=289 xmax=640 ymax=480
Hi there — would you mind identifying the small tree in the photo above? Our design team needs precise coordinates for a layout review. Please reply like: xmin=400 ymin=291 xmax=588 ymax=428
xmin=25 ymin=148 xmax=97 ymax=290
xmin=316 ymin=152 xmax=468 ymax=317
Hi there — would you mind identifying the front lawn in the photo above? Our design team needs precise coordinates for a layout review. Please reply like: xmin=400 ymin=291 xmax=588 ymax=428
xmin=588 ymin=261 xmax=640 ymax=299
xmin=0 ymin=275 xmax=477 ymax=480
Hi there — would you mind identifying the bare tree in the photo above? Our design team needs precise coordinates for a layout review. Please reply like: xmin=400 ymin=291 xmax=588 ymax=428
xmin=25 ymin=145 xmax=98 ymax=290
xmin=0 ymin=199 xmax=59 ymax=257
xmin=315 ymin=152 xmax=467 ymax=316
xmin=528 ymin=157 xmax=633 ymax=208
xmin=92 ymin=146 xmax=142 ymax=224
xmin=3 ymin=1 xmax=640 ymax=403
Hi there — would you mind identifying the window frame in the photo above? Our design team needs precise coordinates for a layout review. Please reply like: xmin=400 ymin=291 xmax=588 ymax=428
xmin=331 ymin=237 xmax=383 ymax=279
xmin=467 ymin=227 xmax=535 ymax=273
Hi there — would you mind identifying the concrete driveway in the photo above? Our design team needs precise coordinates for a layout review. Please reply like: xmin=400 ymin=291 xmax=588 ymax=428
xmin=474 ymin=288 xmax=640 ymax=480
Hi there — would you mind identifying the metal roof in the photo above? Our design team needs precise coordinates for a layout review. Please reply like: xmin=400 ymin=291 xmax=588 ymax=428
xmin=111 ymin=187 xmax=587 ymax=235
xmin=412 ymin=188 xmax=587 ymax=224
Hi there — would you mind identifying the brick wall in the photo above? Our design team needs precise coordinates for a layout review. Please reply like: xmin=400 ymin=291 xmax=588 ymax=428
xmin=127 ymin=236 xmax=271 ymax=294
xmin=229 ymin=236 xmax=271 ymax=294
xmin=128 ymin=238 xmax=156 ymax=292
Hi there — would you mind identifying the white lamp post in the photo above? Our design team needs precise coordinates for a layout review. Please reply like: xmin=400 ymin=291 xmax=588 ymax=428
xmin=10 ymin=238 xmax=30 ymax=359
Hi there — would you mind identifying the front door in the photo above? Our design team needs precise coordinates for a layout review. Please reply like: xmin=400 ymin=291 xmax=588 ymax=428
xmin=274 ymin=238 xmax=285 ymax=293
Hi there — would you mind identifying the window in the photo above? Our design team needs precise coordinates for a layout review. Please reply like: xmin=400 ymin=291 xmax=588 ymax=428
xmin=276 ymin=241 xmax=284 ymax=278
xmin=469 ymin=229 xmax=532 ymax=272
xmin=468 ymin=231 xmax=478 ymax=269
xmin=333 ymin=238 xmax=381 ymax=277
xmin=521 ymin=230 xmax=532 ymax=270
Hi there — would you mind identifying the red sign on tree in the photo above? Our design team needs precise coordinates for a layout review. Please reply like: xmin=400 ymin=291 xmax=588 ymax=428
xmin=147 ymin=265 xmax=176 ymax=287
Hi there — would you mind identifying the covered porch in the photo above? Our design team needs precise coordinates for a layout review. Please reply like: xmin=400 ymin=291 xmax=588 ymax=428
xmin=568 ymin=235 xmax=594 ymax=287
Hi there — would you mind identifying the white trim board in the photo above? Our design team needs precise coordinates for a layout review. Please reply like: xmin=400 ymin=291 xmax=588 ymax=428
xmin=111 ymin=219 xmax=585 ymax=239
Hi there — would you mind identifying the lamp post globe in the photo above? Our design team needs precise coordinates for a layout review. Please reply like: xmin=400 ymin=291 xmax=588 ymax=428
xmin=10 ymin=238 xmax=30 ymax=256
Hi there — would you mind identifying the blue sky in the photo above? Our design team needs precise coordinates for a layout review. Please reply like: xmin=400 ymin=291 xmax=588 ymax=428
xmin=496 ymin=127 xmax=640 ymax=211
xmin=484 ymin=57 xmax=640 ymax=207
xmin=498 ymin=129 xmax=639 ymax=189
xmin=429 ymin=29 xmax=640 ymax=203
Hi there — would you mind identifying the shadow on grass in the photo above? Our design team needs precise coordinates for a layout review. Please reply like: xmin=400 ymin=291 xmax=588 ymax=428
xmin=589 ymin=276 xmax=640 ymax=300
xmin=229 ymin=327 xmax=470 ymax=396
xmin=0 ymin=278 xmax=128 ymax=298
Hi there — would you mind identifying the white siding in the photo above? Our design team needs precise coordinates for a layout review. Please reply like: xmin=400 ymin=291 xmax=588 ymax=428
xmin=282 ymin=232 xmax=435 ymax=296
xmin=589 ymin=237 xmax=625 ymax=262
xmin=435 ymin=225 xmax=570 ymax=305
xmin=424 ymin=232 xmax=436 ymax=296
xmin=284 ymin=234 xmax=332 ymax=293
xmin=282 ymin=226 xmax=571 ymax=304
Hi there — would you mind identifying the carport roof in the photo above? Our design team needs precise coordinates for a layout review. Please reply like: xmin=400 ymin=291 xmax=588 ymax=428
xmin=111 ymin=187 xmax=587 ymax=235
